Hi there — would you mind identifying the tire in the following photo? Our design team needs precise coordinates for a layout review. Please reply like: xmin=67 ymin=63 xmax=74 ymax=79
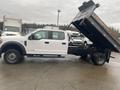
xmin=80 ymin=55 xmax=87 ymax=60
xmin=4 ymin=49 xmax=23 ymax=64
xmin=92 ymin=52 xmax=106 ymax=66
xmin=105 ymin=49 xmax=111 ymax=62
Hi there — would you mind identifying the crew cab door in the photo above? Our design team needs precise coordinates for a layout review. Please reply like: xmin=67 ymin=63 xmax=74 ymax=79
xmin=26 ymin=30 xmax=50 ymax=54
xmin=26 ymin=30 xmax=68 ymax=55
xmin=48 ymin=31 xmax=68 ymax=54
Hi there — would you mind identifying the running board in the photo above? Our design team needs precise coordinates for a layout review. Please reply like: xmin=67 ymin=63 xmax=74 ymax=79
xmin=26 ymin=54 xmax=65 ymax=58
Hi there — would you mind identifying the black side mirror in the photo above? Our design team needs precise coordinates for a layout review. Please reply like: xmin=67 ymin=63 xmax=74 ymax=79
xmin=28 ymin=35 xmax=33 ymax=40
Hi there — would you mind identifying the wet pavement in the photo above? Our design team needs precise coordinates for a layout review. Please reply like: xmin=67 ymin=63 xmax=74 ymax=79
xmin=0 ymin=53 xmax=120 ymax=90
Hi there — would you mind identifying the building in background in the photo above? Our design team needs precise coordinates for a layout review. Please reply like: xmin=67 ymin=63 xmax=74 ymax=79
xmin=3 ymin=16 xmax=22 ymax=33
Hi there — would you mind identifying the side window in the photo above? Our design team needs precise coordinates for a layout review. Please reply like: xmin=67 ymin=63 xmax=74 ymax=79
xmin=52 ymin=31 xmax=65 ymax=40
xmin=32 ymin=31 xmax=48 ymax=40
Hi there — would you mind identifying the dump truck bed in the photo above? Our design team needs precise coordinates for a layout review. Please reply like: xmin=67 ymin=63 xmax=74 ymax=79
xmin=72 ymin=0 xmax=120 ymax=52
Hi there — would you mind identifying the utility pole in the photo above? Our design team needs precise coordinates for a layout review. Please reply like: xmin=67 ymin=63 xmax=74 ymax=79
xmin=3 ymin=15 xmax=6 ymax=31
xmin=57 ymin=9 xmax=61 ymax=26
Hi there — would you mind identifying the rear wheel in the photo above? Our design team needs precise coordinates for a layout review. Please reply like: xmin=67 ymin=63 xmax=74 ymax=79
xmin=81 ymin=55 xmax=87 ymax=60
xmin=92 ymin=52 xmax=106 ymax=66
xmin=4 ymin=49 xmax=23 ymax=64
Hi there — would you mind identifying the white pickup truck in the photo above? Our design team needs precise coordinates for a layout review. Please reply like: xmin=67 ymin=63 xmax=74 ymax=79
xmin=0 ymin=28 xmax=68 ymax=64
xmin=0 ymin=28 xmax=111 ymax=66
xmin=0 ymin=0 xmax=116 ymax=66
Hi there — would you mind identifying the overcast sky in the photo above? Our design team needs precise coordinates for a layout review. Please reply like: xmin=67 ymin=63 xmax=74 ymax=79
xmin=0 ymin=0 xmax=120 ymax=29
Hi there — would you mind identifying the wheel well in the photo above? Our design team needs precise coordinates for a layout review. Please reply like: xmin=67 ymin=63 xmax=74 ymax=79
xmin=1 ymin=43 xmax=26 ymax=55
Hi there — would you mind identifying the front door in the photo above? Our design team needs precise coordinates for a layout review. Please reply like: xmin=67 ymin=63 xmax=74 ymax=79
xmin=26 ymin=30 xmax=50 ymax=54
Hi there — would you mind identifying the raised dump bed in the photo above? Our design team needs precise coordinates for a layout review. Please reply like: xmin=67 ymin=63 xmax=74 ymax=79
xmin=72 ymin=0 xmax=120 ymax=53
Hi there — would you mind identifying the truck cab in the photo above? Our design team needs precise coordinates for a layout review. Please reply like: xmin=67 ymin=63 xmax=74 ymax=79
xmin=26 ymin=29 xmax=68 ymax=55
xmin=0 ymin=28 xmax=68 ymax=64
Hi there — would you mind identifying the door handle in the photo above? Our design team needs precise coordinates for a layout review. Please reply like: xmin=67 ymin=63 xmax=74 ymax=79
xmin=45 ymin=41 xmax=49 ymax=44
xmin=62 ymin=42 xmax=66 ymax=45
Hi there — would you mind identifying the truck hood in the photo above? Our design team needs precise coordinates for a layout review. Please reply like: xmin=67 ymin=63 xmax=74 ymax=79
xmin=1 ymin=36 xmax=27 ymax=42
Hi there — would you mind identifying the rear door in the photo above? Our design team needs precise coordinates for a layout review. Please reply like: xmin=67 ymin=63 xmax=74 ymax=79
xmin=48 ymin=31 xmax=68 ymax=55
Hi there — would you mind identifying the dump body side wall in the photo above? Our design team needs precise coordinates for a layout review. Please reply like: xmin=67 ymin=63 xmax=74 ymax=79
xmin=72 ymin=14 xmax=120 ymax=52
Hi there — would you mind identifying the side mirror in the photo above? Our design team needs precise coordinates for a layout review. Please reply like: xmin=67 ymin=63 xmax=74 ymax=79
xmin=28 ymin=35 xmax=33 ymax=40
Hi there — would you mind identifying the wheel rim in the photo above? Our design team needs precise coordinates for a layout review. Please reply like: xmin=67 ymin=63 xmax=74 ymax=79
xmin=98 ymin=55 xmax=105 ymax=64
xmin=7 ymin=53 xmax=17 ymax=62
xmin=96 ymin=54 xmax=105 ymax=65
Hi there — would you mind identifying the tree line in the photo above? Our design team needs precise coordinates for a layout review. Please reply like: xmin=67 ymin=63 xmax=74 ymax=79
xmin=0 ymin=22 xmax=75 ymax=31
xmin=0 ymin=22 xmax=120 ymax=37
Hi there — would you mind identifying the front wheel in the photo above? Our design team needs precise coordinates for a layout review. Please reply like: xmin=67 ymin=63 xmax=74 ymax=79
xmin=4 ymin=49 xmax=23 ymax=64
xmin=92 ymin=52 xmax=106 ymax=66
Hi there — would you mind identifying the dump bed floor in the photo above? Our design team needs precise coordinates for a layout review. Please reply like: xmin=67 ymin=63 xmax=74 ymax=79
xmin=72 ymin=0 xmax=120 ymax=52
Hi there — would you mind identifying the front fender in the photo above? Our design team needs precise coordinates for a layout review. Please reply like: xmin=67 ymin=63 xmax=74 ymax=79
xmin=1 ymin=41 xmax=26 ymax=55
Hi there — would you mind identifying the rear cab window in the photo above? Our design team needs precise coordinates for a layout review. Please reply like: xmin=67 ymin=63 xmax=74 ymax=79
xmin=52 ymin=31 xmax=65 ymax=40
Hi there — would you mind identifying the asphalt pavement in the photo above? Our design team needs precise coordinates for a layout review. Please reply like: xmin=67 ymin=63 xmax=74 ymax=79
xmin=0 ymin=54 xmax=120 ymax=90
